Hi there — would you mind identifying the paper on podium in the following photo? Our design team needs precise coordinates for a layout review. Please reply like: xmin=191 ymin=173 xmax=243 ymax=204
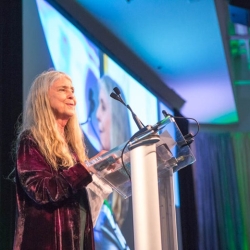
xmin=86 ymin=174 xmax=113 ymax=226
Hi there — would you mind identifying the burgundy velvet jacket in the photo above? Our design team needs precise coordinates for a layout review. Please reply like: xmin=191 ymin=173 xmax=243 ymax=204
xmin=13 ymin=133 xmax=95 ymax=250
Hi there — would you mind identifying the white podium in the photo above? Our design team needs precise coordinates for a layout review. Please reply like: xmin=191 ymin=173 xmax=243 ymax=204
xmin=86 ymin=115 xmax=196 ymax=250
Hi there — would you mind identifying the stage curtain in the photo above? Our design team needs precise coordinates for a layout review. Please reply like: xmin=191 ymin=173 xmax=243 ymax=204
xmin=194 ymin=131 xmax=249 ymax=250
xmin=231 ymin=133 xmax=250 ymax=249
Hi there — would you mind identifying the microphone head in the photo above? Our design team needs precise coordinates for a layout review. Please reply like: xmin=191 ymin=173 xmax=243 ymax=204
xmin=113 ymin=87 xmax=121 ymax=95
xmin=110 ymin=92 xmax=120 ymax=101
xmin=110 ymin=92 xmax=127 ymax=106
xmin=162 ymin=110 xmax=169 ymax=117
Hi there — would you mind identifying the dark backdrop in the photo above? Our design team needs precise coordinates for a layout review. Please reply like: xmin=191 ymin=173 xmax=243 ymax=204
xmin=0 ymin=0 xmax=22 ymax=249
xmin=230 ymin=0 xmax=250 ymax=9
xmin=174 ymin=109 xmax=198 ymax=250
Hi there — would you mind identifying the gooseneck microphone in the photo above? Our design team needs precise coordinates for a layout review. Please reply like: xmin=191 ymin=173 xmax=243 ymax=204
xmin=113 ymin=87 xmax=121 ymax=95
xmin=110 ymin=92 xmax=122 ymax=103
xmin=110 ymin=87 xmax=144 ymax=130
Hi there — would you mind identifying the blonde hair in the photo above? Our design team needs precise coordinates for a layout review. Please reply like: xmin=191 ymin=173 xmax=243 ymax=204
xmin=17 ymin=69 xmax=88 ymax=169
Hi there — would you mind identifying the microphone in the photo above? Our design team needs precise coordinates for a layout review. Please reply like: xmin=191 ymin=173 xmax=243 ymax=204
xmin=110 ymin=92 xmax=122 ymax=103
xmin=162 ymin=110 xmax=171 ymax=118
xmin=110 ymin=90 xmax=126 ymax=106
xmin=113 ymin=87 xmax=121 ymax=95
xmin=110 ymin=87 xmax=144 ymax=130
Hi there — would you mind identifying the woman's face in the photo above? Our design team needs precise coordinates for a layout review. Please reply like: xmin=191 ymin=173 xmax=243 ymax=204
xmin=48 ymin=77 xmax=76 ymax=122
xmin=96 ymin=87 xmax=111 ymax=150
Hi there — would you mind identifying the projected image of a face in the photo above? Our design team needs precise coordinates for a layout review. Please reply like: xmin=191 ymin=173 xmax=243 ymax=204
xmin=96 ymin=84 xmax=112 ymax=150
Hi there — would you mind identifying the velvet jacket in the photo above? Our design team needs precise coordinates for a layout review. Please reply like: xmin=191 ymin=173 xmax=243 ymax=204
xmin=13 ymin=133 xmax=95 ymax=250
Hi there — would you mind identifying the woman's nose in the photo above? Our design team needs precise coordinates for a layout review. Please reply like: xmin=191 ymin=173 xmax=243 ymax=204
xmin=67 ymin=90 xmax=76 ymax=104
xmin=67 ymin=90 xmax=74 ymax=99
xmin=96 ymin=105 xmax=101 ymax=121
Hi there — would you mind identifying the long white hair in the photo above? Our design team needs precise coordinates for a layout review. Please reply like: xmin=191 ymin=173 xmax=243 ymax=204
xmin=17 ymin=69 xmax=88 ymax=169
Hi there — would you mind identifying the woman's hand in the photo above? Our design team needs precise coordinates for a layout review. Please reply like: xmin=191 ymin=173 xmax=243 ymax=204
xmin=87 ymin=151 xmax=121 ymax=175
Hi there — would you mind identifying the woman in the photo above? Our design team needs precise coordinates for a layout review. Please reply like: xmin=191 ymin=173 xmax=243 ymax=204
xmin=13 ymin=70 xmax=110 ymax=250
xmin=94 ymin=75 xmax=131 ymax=249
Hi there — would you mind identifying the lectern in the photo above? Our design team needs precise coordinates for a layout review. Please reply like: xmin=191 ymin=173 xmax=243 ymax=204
xmin=86 ymin=115 xmax=196 ymax=250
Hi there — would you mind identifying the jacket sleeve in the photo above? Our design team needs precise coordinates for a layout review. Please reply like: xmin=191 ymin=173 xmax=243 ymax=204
xmin=16 ymin=136 xmax=92 ymax=205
